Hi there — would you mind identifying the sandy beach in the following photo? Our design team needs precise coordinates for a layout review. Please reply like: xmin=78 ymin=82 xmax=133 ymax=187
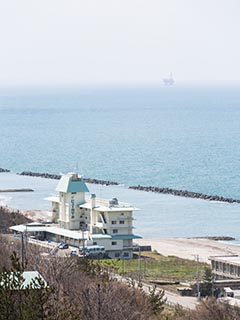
xmin=135 ymin=238 xmax=240 ymax=264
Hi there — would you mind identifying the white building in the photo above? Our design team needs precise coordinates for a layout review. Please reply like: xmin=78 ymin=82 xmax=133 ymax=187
xmin=209 ymin=255 xmax=240 ymax=280
xmin=11 ymin=172 xmax=141 ymax=259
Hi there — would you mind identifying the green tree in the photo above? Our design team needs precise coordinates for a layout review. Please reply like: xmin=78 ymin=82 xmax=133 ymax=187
xmin=0 ymin=252 xmax=51 ymax=320
xmin=201 ymin=267 xmax=213 ymax=297
xmin=148 ymin=285 xmax=166 ymax=315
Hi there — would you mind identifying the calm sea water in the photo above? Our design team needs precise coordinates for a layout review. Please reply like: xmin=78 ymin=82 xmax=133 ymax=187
xmin=0 ymin=85 xmax=240 ymax=238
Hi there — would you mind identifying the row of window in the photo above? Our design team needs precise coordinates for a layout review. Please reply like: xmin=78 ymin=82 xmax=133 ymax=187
xmin=112 ymin=228 xmax=131 ymax=234
xmin=94 ymin=241 xmax=118 ymax=247
xmin=115 ymin=252 xmax=129 ymax=258
xmin=112 ymin=220 xmax=125 ymax=224
xmin=90 ymin=242 xmax=130 ymax=258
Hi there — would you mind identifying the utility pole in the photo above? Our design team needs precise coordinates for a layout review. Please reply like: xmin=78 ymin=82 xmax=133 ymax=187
xmin=21 ymin=225 xmax=28 ymax=271
xmin=80 ymin=221 xmax=87 ymax=257
xmin=195 ymin=254 xmax=200 ymax=300
xmin=121 ymin=252 xmax=125 ymax=275
xmin=21 ymin=232 xmax=25 ymax=271
xmin=138 ymin=246 xmax=141 ymax=285
xmin=82 ymin=229 xmax=85 ymax=257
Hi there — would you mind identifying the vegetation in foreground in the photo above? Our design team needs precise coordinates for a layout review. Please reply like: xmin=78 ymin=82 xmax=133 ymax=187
xmin=1 ymin=236 xmax=240 ymax=319
xmin=0 ymin=237 xmax=163 ymax=320
xmin=0 ymin=208 xmax=239 ymax=319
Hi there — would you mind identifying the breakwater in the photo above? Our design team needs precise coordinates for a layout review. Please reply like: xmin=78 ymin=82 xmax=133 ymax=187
xmin=128 ymin=185 xmax=240 ymax=204
xmin=0 ymin=168 xmax=10 ymax=173
xmin=18 ymin=171 xmax=119 ymax=186
xmin=18 ymin=171 xmax=61 ymax=180
xmin=2 ymin=168 xmax=240 ymax=203
xmin=191 ymin=236 xmax=235 ymax=241
xmin=0 ymin=188 xmax=34 ymax=193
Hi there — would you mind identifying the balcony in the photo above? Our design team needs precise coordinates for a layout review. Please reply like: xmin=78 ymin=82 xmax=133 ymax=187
xmin=118 ymin=216 xmax=135 ymax=221
xmin=110 ymin=224 xmax=132 ymax=229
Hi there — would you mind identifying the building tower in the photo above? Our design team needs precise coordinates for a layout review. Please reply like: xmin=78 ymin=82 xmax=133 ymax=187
xmin=55 ymin=172 xmax=89 ymax=230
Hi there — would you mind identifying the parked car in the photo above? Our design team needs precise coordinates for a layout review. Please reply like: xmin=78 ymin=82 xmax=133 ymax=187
xmin=58 ymin=242 xmax=69 ymax=249
xmin=79 ymin=245 xmax=106 ymax=258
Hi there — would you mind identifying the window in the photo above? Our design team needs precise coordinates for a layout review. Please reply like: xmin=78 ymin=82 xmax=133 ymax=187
xmin=123 ymin=252 xmax=129 ymax=257
xmin=115 ymin=253 xmax=120 ymax=258
xmin=113 ymin=229 xmax=118 ymax=234
xmin=111 ymin=221 xmax=117 ymax=224
xmin=120 ymin=220 xmax=125 ymax=224
xmin=121 ymin=212 xmax=124 ymax=216
xmin=71 ymin=192 xmax=76 ymax=194
xmin=112 ymin=241 xmax=117 ymax=246
xmin=93 ymin=242 xmax=97 ymax=245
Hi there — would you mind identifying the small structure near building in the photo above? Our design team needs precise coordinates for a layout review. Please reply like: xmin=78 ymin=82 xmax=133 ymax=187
xmin=177 ymin=287 xmax=193 ymax=296
xmin=10 ymin=172 xmax=142 ymax=259
xmin=209 ymin=255 xmax=240 ymax=301
xmin=209 ymin=255 xmax=240 ymax=280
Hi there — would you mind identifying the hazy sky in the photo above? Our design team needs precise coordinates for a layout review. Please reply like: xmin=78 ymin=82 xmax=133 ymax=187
xmin=0 ymin=0 xmax=240 ymax=86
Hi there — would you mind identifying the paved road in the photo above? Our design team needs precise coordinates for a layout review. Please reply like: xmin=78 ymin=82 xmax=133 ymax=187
xmin=141 ymin=282 xmax=198 ymax=310
xmin=114 ymin=275 xmax=198 ymax=310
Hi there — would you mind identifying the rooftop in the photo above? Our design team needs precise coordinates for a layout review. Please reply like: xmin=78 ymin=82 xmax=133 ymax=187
xmin=47 ymin=194 xmax=139 ymax=212
xmin=209 ymin=255 xmax=240 ymax=265
xmin=10 ymin=223 xmax=141 ymax=240
xmin=10 ymin=223 xmax=87 ymax=240
xmin=0 ymin=271 xmax=47 ymax=290
xmin=56 ymin=172 xmax=89 ymax=193
xmin=79 ymin=197 xmax=139 ymax=212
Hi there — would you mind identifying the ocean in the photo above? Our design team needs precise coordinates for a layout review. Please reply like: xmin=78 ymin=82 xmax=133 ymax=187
xmin=0 ymin=85 xmax=240 ymax=239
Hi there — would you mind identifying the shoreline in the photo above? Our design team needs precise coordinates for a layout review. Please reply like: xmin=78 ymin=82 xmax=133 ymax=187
xmin=3 ymin=204 xmax=240 ymax=263
xmin=135 ymin=238 xmax=240 ymax=264
xmin=10 ymin=205 xmax=240 ymax=263
xmin=1 ymin=170 xmax=240 ymax=240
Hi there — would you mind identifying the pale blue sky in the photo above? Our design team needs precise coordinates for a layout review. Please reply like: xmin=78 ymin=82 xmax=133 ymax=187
xmin=0 ymin=0 xmax=240 ymax=86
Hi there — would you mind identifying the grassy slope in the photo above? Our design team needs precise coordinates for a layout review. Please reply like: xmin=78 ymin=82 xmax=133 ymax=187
xmin=101 ymin=251 xmax=209 ymax=283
